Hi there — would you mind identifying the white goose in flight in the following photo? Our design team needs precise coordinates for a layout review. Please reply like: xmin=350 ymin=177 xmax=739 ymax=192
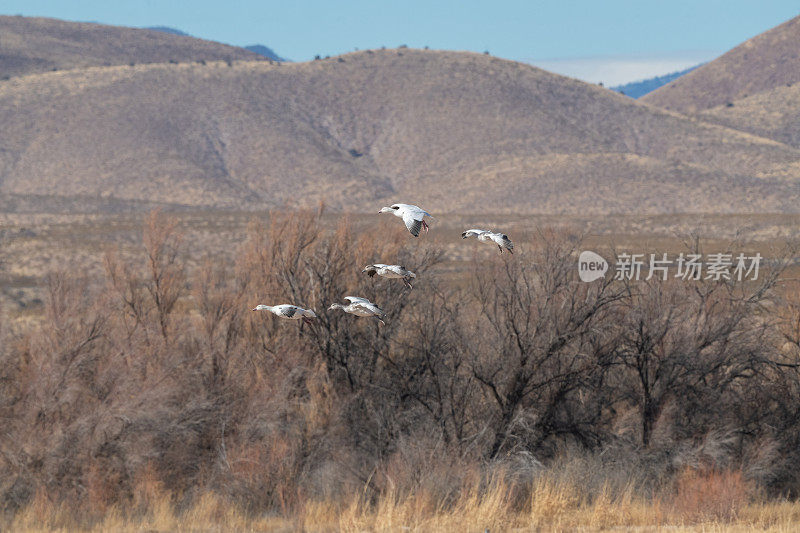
xmin=362 ymin=264 xmax=416 ymax=289
xmin=328 ymin=296 xmax=386 ymax=325
xmin=379 ymin=203 xmax=433 ymax=237
xmin=252 ymin=304 xmax=318 ymax=324
xmin=462 ymin=229 xmax=514 ymax=254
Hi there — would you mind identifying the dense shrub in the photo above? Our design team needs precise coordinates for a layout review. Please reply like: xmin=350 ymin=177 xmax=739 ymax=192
xmin=1 ymin=209 xmax=798 ymax=521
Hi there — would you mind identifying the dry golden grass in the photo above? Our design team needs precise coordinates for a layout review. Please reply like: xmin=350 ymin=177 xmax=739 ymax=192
xmin=6 ymin=468 xmax=800 ymax=532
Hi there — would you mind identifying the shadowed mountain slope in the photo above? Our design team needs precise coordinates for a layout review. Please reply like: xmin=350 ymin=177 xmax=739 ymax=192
xmin=1 ymin=48 xmax=799 ymax=213
xmin=0 ymin=16 xmax=263 ymax=78
xmin=144 ymin=25 xmax=288 ymax=61
xmin=611 ymin=65 xmax=700 ymax=99
xmin=244 ymin=45 xmax=287 ymax=62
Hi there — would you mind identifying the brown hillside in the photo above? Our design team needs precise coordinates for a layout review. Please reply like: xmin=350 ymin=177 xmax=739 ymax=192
xmin=0 ymin=16 xmax=262 ymax=78
xmin=642 ymin=15 xmax=800 ymax=113
xmin=1 ymin=49 xmax=799 ymax=213
xmin=698 ymin=83 xmax=800 ymax=149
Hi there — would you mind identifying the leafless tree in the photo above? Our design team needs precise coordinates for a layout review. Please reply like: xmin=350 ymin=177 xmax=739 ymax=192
xmin=469 ymin=231 xmax=624 ymax=457
xmin=142 ymin=209 xmax=185 ymax=342
xmin=2 ymin=210 xmax=800 ymax=517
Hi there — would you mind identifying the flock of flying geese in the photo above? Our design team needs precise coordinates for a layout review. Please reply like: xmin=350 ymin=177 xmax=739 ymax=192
xmin=252 ymin=203 xmax=514 ymax=326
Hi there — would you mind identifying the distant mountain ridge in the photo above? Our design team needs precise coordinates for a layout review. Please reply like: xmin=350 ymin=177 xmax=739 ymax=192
xmin=611 ymin=65 xmax=701 ymax=98
xmin=642 ymin=15 xmax=800 ymax=113
xmin=244 ymin=44 xmax=287 ymax=62
xmin=0 ymin=16 xmax=262 ymax=78
xmin=639 ymin=14 xmax=800 ymax=152
xmin=146 ymin=26 xmax=287 ymax=61
xmin=145 ymin=26 xmax=190 ymax=37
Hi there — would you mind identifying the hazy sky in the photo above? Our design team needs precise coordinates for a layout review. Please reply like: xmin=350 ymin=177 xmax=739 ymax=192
xmin=3 ymin=1 xmax=798 ymax=85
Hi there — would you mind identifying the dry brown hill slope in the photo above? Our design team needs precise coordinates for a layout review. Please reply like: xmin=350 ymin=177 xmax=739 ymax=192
xmin=698 ymin=83 xmax=800 ymax=149
xmin=641 ymin=15 xmax=800 ymax=113
xmin=0 ymin=15 xmax=262 ymax=78
xmin=1 ymin=49 xmax=799 ymax=214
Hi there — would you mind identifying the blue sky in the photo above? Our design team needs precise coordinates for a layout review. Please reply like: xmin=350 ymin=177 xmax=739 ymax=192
xmin=3 ymin=1 xmax=798 ymax=85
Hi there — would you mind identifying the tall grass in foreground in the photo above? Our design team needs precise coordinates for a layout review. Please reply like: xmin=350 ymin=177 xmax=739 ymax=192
xmin=6 ymin=466 xmax=800 ymax=532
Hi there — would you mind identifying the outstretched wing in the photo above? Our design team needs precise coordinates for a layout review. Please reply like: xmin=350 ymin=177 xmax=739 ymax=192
xmin=403 ymin=204 xmax=432 ymax=219
xmin=489 ymin=232 xmax=514 ymax=250
xmin=355 ymin=302 xmax=384 ymax=316
xmin=402 ymin=211 xmax=423 ymax=237
xmin=345 ymin=296 xmax=372 ymax=305
xmin=278 ymin=305 xmax=298 ymax=318
xmin=462 ymin=229 xmax=487 ymax=239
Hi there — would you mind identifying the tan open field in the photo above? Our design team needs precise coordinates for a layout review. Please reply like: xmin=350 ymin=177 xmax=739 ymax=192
xmin=2 ymin=209 xmax=799 ymax=320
